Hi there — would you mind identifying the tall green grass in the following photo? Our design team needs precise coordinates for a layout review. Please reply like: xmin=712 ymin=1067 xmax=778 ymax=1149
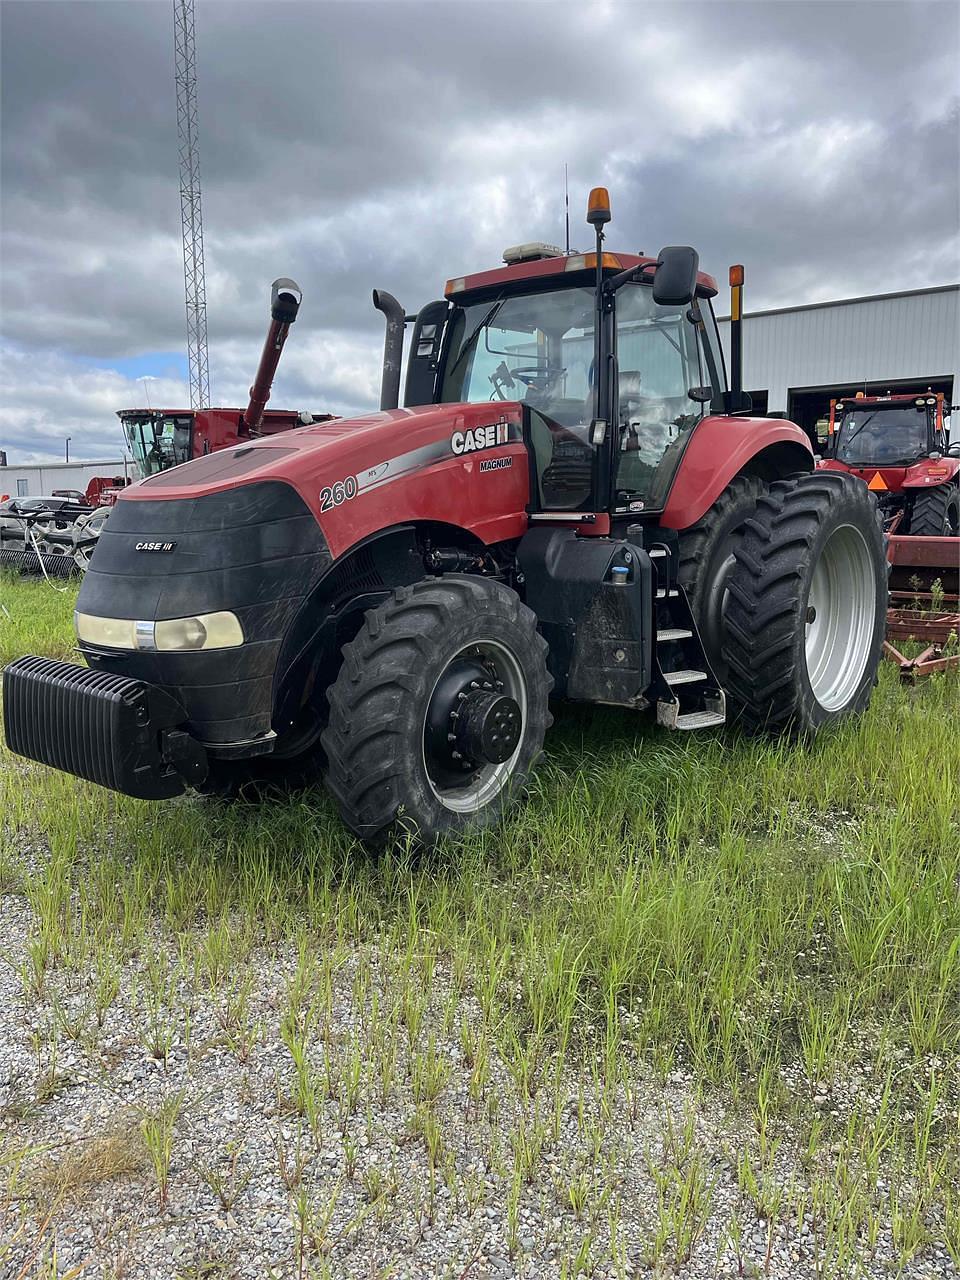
xmin=0 ymin=572 xmax=80 ymax=665
xmin=1 ymin=573 xmax=958 ymax=1268
xmin=2 ymin=574 xmax=957 ymax=1085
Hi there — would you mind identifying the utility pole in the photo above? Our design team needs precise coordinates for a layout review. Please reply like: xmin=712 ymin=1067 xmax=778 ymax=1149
xmin=65 ymin=437 xmax=71 ymax=464
xmin=174 ymin=0 xmax=210 ymax=409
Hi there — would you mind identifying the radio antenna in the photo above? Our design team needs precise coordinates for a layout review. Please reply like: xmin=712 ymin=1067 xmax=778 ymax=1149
xmin=564 ymin=163 xmax=570 ymax=254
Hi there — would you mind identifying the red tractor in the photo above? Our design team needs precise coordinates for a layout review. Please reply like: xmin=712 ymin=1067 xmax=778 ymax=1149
xmin=3 ymin=190 xmax=888 ymax=846
xmin=819 ymin=391 xmax=959 ymax=535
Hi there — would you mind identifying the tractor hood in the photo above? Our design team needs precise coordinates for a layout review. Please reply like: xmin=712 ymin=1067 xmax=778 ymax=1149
xmin=116 ymin=401 xmax=531 ymax=558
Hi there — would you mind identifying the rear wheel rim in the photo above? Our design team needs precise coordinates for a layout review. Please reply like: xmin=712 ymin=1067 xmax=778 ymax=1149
xmin=805 ymin=523 xmax=875 ymax=711
xmin=422 ymin=638 xmax=527 ymax=813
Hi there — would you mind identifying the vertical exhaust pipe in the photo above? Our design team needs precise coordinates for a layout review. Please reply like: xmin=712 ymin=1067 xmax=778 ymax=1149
xmin=728 ymin=264 xmax=744 ymax=409
xmin=244 ymin=278 xmax=302 ymax=433
xmin=373 ymin=289 xmax=406 ymax=411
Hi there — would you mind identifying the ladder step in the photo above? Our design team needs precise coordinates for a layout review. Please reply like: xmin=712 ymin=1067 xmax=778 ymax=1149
xmin=673 ymin=709 xmax=726 ymax=731
xmin=649 ymin=548 xmax=668 ymax=559
xmin=657 ymin=628 xmax=692 ymax=642
xmin=663 ymin=669 xmax=707 ymax=686
xmin=655 ymin=588 xmax=679 ymax=599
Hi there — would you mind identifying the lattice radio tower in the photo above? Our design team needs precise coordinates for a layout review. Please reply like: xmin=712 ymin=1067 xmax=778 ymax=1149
xmin=174 ymin=0 xmax=210 ymax=409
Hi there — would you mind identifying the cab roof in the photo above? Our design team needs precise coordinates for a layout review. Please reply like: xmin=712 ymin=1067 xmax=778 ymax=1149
xmin=445 ymin=251 xmax=719 ymax=301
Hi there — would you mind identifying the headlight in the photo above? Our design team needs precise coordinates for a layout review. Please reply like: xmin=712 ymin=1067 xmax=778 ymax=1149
xmin=75 ymin=610 xmax=244 ymax=651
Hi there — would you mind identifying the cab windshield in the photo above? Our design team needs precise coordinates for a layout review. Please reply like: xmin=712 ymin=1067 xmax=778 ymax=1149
xmin=122 ymin=414 xmax=194 ymax=477
xmin=835 ymin=406 xmax=929 ymax=465
xmin=440 ymin=282 xmax=717 ymax=510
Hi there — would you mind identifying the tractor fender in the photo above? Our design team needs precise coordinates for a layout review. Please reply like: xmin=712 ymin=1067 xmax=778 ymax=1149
xmin=660 ymin=416 xmax=814 ymax=530
xmin=270 ymin=520 xmax=491 ymax=744
xmin=900 ymin=457 xmax=960 ymax=489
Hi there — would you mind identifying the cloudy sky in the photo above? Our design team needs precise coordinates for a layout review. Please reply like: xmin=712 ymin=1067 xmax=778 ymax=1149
xmin=2 ymin=0 xmax=958 ymax=463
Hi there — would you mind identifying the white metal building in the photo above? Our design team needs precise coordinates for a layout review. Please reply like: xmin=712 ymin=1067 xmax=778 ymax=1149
xmin=717 ymin=283 xmax=959 ymax=436
xmin=0 ymin=458 xmax=132 ymax=501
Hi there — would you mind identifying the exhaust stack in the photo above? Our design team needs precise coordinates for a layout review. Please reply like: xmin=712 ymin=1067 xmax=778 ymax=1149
xmin=373 ymin=289 xmax=406 ymax=411
xmin=244 ymin=278 xmax=302 ymax=433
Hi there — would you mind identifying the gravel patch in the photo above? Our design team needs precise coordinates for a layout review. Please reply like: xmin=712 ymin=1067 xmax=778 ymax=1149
xmin=1 ymin=887 xmax=956 ymax=1280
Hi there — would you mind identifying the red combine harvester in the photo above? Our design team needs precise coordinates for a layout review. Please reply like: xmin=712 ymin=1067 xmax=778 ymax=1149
xmin=0 ymin=280 xmax=332 ymax=575
xmin=4 ymin=190 xmax=890 ymax=847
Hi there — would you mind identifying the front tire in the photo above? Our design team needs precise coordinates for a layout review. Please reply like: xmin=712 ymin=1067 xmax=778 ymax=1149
xmin=722 ymin=471 xmax=887 ymax=735
xmin=908 ymin=483 xmax=960 ymax=537
xmin=322 ymin=575 xmax=552 ymax=847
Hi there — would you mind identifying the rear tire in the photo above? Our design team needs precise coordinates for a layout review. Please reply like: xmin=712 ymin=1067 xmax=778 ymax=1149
xmin=721 ymin=471 xmax=887 ymax=735
xmin=322 ymin=575 xmax=552 ymax=847
xmin=677 ymin=472 xmax=765 ymax=684
xmin=908 ymin=483 xmax=960 ymax=537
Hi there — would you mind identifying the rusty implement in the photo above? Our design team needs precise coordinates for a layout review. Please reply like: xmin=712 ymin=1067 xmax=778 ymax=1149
xmin=883 ymin=639 xmax=960 ymax=680
xmin=883 ymin=536 xmax=959 ymax=679
xmin=887 ymin=534 xmax=959 ymax=593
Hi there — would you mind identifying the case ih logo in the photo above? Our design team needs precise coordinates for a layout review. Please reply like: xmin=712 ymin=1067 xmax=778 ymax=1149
xmin=135 ymin=541 xmax=176 ymax=553
xmin=451 ymin=420 xmax=510 ymax=455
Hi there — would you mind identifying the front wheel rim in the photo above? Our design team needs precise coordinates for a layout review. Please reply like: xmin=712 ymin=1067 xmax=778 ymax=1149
xmin=805 ymin=523 xmax=876 ymax=711
xmin=422 ymin=638 xmax=527 ymax=814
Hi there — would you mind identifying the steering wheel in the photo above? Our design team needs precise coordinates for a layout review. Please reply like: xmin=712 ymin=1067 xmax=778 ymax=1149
xmin=510 ymin=365 xmax=565 ymax=388
xmin=489 ymin=360 xmax=515 ymax=400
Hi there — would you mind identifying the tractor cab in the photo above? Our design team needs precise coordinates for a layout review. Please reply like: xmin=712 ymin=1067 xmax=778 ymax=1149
xmin=829 ymin=393 xmax=948 ymax=468
xmin=431 ymin=252 xmax=725 ymax=515
xmin=379 ymin=190 xmax=743 ymax=524
xmin=119 ymin=409 xmax=195 ymax=477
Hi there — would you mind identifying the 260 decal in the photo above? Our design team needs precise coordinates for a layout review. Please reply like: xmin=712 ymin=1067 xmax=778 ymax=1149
xmin=320 ymin=475 xmax=358 ymax=512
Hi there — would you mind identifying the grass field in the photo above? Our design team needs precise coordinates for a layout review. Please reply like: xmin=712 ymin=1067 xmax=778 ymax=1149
xmin=1 ymin=570 xmax=958 ymax=1278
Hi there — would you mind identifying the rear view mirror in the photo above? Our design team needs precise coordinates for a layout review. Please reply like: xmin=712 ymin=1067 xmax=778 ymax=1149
xmin=652 ymin=246 xmax=699 ymax=307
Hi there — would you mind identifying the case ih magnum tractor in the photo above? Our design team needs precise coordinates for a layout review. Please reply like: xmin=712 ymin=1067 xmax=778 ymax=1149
xmin=819 ymin=391 xmax=959 ymax=536
xmin=3 ymin=190 xmax=888 ymax=846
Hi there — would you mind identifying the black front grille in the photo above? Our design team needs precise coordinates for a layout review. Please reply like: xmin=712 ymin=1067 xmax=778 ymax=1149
xmin=3 ymin=656 xmax=193 ymax=800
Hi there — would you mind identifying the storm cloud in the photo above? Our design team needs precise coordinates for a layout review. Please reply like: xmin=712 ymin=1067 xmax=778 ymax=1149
xmin=2 ymin=0 xmax=957 ymax=461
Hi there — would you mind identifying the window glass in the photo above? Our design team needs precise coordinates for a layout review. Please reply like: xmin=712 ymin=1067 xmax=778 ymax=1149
xmin=123 ymin=414 xmax=194 ymax=477
xmin=614 ymin=286 xmax=707 ymax=508
xmin=441 ymin=287 xmax=596 ymax=428
xmin=835 ymin=407 xmax=929 ymax=465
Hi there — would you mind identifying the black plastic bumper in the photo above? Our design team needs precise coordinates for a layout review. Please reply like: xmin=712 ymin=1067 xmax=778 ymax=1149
xmin=2 ymin=656 xmax=208 ymax=800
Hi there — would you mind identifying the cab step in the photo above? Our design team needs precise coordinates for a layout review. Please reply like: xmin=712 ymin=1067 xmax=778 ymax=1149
xmin=657 ymin=628 xmax=693 ymax=642
xmin=673 ymin=709 xmax=726 ymax=731
xmin=662 ymin=669 xmax=707 ymax=686
xmin=655 ymin=587 xmax=679 ymax=600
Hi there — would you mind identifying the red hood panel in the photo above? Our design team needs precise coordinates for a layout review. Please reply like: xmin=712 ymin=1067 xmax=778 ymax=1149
xmin=120 ymin=403 xmax=531 ymax=558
